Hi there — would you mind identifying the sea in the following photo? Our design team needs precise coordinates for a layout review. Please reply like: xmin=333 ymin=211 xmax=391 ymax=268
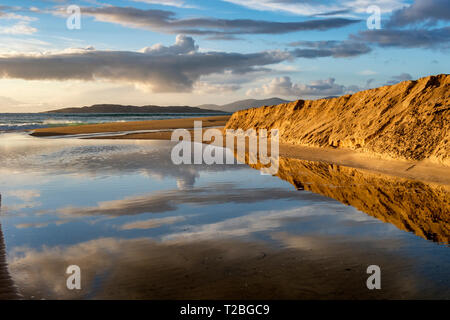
xmin=0 ymin=113 xmax=228 ymax=132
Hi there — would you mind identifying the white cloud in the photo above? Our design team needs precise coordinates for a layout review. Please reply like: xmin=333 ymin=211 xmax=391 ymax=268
xmin=223 ymin=0 xmax=407 ymax=16
xmin=5 ymin=189 xmax=40 ymax=202
xmin=223 ymin=0 xmax=343 ymax=16
xmin=163 ymin=204 xmax=368 ymax=242
xmin=0 ymin=22 xmax=37 ymax=35
xmin=247 ymin=76 xmax=354 ymax=98
xmin=193 ymin=81 xmax=241 ymax=94
xmin=132 ymin=0 xmax=190 ymax=8
xmin=140 ymin=34 xmax=198 ymax=55
xmin=119 ymin=216 xmax=187 ymax=230
xmin=0 ymin=7 xmax=38 ymax=35
xmin=358 ymin=69 xmax=377 ymax=75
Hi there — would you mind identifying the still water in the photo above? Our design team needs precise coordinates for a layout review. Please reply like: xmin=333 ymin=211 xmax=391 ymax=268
xmin=0 ymin=133 xmax=448 ymax=299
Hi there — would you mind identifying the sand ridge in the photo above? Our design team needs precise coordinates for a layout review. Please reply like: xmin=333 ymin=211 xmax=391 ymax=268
xmin=225 ymin=74 xmax=449 ymax=166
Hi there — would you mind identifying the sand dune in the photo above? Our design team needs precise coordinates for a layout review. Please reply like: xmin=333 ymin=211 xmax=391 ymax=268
xmin=225 ymin=74 xmax=449 ymax=166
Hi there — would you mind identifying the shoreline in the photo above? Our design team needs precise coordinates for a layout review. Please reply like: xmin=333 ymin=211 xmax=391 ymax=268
xmin=278 ymin=144 xmax=450 ymax=186
xmin=28 ymin=116 xmax=450 ymax=186
xmin=29 ymin=115 xmax=230 ymax=137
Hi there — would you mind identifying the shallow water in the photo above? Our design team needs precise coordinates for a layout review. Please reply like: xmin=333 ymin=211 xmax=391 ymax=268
xmin=0 ymin=133 xmax=448 ymax=299
xmin=0 ymin=113 xmax=227 ymax=131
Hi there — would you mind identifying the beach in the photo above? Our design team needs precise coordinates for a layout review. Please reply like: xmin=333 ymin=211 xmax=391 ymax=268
xmin=0 ymin=133 xmax=448 ymax=299
xmin=30 ymin=115 xmax=230 ymax=137
xmin=29 ymin=115 xmax=450 ymax=186
xmin=0 ymin=107 xmax=446 ymax=300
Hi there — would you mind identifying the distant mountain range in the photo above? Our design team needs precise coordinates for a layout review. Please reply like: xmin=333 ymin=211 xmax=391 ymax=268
xmin=197 ymin=97 xmax=291 ymax=112
xmin=46 ymin=104 xmax=227 ymax=114
xmin=45 ymin=98 xmax=291 ymax=114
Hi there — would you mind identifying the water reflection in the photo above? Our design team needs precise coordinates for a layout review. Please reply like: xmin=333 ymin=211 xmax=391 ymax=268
xmin=0 ymin=133 xmax=448 ymax=299
xmin=7 ymin=234 xmax=447 ymax=300
xmin=246 ymin=157 xmax=449 ymax=244
xmin=0 ymin=222 xmax=18 ymax=299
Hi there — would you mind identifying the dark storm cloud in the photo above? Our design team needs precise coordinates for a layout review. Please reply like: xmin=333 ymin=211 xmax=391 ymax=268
xmin=70 ymin=6 xmax=360 ymax=36
xmin=386 ymin=0 xmax=450 ymax=27
xmin=353 ymin=27 xmax=450 ymax=49
xmin=289 ymin=40 xmax=372 ymax=58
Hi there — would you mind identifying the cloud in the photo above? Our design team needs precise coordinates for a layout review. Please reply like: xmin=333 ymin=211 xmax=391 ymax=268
xmin=358 ymin=69 xmax=377 ymax=75
xmin=163 ymin=205 xmax=366 ymax=241
xmin=222 ymin=0 xmax=407 ymax=16
xmin=289 ymin=40 xmax=371 ymax=58
xmin=4 ymin=189 xmax=40 ymax=202
xmin=61 ymin=6 xmax=360 ymax=36
xmin=223 ymin=0 xmax=343 ymax=16
xmin=343 ymin=0 xmax=407 ymax=13
xmin=15 ymin=222 xmax=51 ymax=229
xmin=353 ymin=26 xmax=450 ymax=49
xmin=385 ymin=72 xmax=413 ymax=85
xmin=0 ymin=35 xmax=289 ymax=92
xmin=0 ymin=22 xmax=37 ymax=35
xmin=51 ymin=184 xmax=315 ymax=217
xmin=7 ymin=233 xmax=424 ymax=299
xmin=132 ymin=0 xmax=189 ymax=8
xmin=351 ymin=1 xmax=450 ymax=50
xmin=193 ymin=81 xmax=241 ymax=94
xmin=119 ymin=216 xmax=187 ymax=230
xmin=0 ymin=6 xmax=37 ymax=35
xmin=247 ymin=76 xmax=357 ymax=98
xmin=140 ymin=34 xmax=198 ymax=55
xmin=387 ymin=0 xmax=450 ymax=27
xmin=0 ymin=37 xmax=50 ymax=54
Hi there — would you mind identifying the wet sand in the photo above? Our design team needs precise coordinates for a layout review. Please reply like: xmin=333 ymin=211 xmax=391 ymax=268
xmin=30 ymin=115 xmax=230 ymax=137
xmin=0 ymin=223 xmax=18 ymax=299
xmin=9 ymin=236 xmax=446 ymax=300
xmin=29 ymin=115 xmax=449 ymax=185
xmin=2 ymin=133 xmax=448 ymax=300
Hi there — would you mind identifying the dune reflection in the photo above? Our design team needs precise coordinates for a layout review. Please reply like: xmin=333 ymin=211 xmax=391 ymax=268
xmin=247 ymin=157 xmax=450 ymax=243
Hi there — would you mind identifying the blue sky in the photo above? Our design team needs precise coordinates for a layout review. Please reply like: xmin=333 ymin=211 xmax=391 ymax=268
xmin=0 ymin=0 xmax=448 ymax=111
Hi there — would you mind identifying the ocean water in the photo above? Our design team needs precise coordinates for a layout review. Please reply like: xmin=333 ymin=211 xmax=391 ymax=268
xmin=0 ymin=133 xmax=448 ymax=299
xmin=0 ymin=113 xmax=227 ymax=132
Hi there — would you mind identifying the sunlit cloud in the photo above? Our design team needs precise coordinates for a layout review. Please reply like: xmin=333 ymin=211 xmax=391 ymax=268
xmin=246 ymin=76 xmax=359 ymax=98
xmin=0 ymin=35 xmax=291 ymax=92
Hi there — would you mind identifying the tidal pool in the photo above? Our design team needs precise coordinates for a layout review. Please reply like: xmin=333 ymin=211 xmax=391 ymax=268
xmin=0 ymin=133 xmax=448 ymax=299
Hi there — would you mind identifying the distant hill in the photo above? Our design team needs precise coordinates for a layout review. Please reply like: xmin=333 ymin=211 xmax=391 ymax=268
xmin=198 ymin=97 xmax=291 ymax=112
xmin=45 ymin=104 xmax=227 ymax=114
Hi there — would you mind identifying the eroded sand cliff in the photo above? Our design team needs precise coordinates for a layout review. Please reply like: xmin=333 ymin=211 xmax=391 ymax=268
xmin=225 ymin=74 xmax=449 ymax=165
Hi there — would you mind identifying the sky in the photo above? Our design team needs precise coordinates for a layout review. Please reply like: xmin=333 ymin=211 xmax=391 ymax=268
xmin=0 ymin=0 xmax=448 ymax=112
